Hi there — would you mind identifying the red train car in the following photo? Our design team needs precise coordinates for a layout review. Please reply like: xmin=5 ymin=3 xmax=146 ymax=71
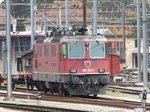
xmin=33 ymin=35 xmax=120 ymax=96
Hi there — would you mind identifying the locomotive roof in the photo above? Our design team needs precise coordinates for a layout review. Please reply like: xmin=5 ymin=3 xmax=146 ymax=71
xmin=39 ymin=35 xmax=107 ymax=43
xmin=60 ymin=35 xmax=107 ymax=42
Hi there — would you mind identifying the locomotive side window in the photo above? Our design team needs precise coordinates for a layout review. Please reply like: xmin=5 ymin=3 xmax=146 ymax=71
xmin=68 ymin=43 xmax=85 ymax=58
xmin=62 ymin=44 xmax=67 ymax=58
xmin=90 ymin=42 xmax=105 ymax=58
xmin=52 ymin=45 xmax=56 ymax=56
xmin=37 ymin=46 xmax=42 ymax=56
xmin=44 ymin=45 xmax=49 ymax=56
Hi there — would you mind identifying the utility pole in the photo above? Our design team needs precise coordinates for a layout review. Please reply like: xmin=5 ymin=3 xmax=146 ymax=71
xmin=30 ymin=0 xmax=35 ymax=50
xmin=65 ymin=0 xmax=69 ymax=30
xmin=115 ymin=27 xmax=118 ymax=55
xmin=6 ymin=0 xmax=12 ymax=100
xmin=92 ymin=0 xmax=97 ymax=36
xmin=57 ymin=0 xmax=61 ymax=28
xmin=137 ymin=0 xmax=142 ymax=82
xmin=122 ymin=1 xmax=126 ymax=76
xmin=142 ymin=0 xmax=148 ymax=111
xmin=83 ymin=0 xmax=86 ymax=27
xmin=44 ymin=0 xmax=47 ymax=36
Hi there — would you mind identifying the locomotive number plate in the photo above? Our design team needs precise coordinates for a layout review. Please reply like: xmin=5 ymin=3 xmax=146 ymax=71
xmin=82 ymin=68 xmax=95 ymax=72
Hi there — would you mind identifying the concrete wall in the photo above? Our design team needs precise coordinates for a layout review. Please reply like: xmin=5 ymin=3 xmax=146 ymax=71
xmin=25 ymin=23 xmax=43 ymax=33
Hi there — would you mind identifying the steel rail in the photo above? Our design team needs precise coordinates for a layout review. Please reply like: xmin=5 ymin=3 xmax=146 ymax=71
xmin=0 ymin=102 xmax=89 ymax=112
xmin=0 ymin=85 xmax=149 ymax=110
xmin=108 ymin=86 xmax=142 ymax=95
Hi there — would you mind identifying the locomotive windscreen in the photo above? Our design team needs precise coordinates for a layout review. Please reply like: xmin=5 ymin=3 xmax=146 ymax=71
xmin=62 ymin=42 xmax=106 ymax=59
xmin=90 ymin=42 xmax=105 ymax=58
xmin=68 ymin=43 xmax=85 ymax=58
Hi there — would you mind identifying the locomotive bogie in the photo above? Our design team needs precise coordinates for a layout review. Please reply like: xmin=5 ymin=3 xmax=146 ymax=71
xmin=33 ymin=72 xmax=109 ymax=96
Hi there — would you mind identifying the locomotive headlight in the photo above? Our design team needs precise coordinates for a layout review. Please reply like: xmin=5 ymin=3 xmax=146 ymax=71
xmin=70 ymin=69 xmax=77 ymax=73
xmin=98 ymin=68 xmax=105 ymax=73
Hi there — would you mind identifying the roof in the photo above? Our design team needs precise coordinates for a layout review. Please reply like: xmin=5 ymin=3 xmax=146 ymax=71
xmin=20 ymin=50 xmax=33 ymax=58
xmin=24 ymin=1 xmax=110 ymax=25
xmin=0 ymin=31 xmax=45 ymax=37
xmin=108 ymin=19 xmax=131 ymax=24
xmin=60 ymin=35 xmax=107 ymax=42
xmin=39 ymin=35 xmax=108 ymax=43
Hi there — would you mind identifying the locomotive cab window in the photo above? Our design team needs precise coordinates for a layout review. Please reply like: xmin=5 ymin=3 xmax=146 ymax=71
xmin=90 ymin=42 xmax=105 ymax=58
xmin=68 ymin=43 xmax=85 ymax=58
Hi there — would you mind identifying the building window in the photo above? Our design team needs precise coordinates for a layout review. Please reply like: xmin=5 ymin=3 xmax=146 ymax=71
xmin=0 ymin=41 xmax=2 ymax=60
xmin=105 ymin=43 xmax=113 ymax=57
xmin=44 ymin=45 xmax=49 ymax=56
xmin=52 ymin=45 xmax=56 ymax=56
xmin=25 ymin=59 xmax=32 ymax=66
xmin=14 ymin=38 xmax=31 ymax=56
xmin=135 ymin=40 xmax=137 ymax=47
xmin=0 ymin=24 xmax=6 ymax=30
xmin=107 ymin=7 xmax=112 ymax=11
xmin=102 ymin=8 xmax=106 ymax=11
xmin=106 ymin=41 xmax=124 ymax=63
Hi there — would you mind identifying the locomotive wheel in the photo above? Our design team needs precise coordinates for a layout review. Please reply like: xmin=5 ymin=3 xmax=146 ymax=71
xmin=27 ymin=84 xmax=34 ymax=90
xmin=34 ymin=81 xmax=42 ymax=90
xmin=41 ymin=82 xmax=47 ymax=92
xmin=31 ymin=85 xmax=34 ymax=90
xmin=34 ymin=81 xmax=39 ymax=90
xmin=63 ymin=90 xmax=70 ymax=96
xmin=12 ymin=83 xmax=15 ymax=90
xmin=59 ymin=84 xmax=70 ymax=96
xmin=27 ymin=84 xmax=30 ymax=90
xmin=93 ymin=94 xmax=97 ymax=97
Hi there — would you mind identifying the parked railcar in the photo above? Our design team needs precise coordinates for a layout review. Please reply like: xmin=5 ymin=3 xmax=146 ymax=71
xmin=3 ymin=72 xmax=34 ymax=90
xmin=33 ymin=35 xmax=120 ymax=96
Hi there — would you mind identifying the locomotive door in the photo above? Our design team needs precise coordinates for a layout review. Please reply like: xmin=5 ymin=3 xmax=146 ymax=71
xmin=34 ymin=46 xmax=38 ymax=70
xmin=50 ymin=44 xmax=60 ymax=72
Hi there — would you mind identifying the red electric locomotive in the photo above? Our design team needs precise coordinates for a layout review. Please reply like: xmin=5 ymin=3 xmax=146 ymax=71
xmin=33 ymin=34 xmax=120 ymax=96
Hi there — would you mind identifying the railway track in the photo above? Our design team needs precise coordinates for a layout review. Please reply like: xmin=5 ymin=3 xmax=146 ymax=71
xmin=0 ymin=90 xmax=148 ymax=111
xmin=0 ymin=85 xmax=148 ymax=110
xmin=1 ymin=84 xmax=142 ymax=95
xmin=0 ymin=102 xmax=89 ymax=112
xmin=108 ymin=85 xmax=142 ymax=95
xmin=0 ymin=86 xmax=37 ymax=94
